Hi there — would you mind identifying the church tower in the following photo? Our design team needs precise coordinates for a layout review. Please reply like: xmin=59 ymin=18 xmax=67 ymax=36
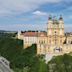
xmin=47 ymin=15 xmax=65 ymax=46
xmin=59 ymin=15 xmax=65 ymax=45
xmin=59 ymin=15 xmax=64 ymax=36
xmin=47 ymin=15 xmax=54 ymax=45
xmin=47 ymin=15 xmax=53 ymax=36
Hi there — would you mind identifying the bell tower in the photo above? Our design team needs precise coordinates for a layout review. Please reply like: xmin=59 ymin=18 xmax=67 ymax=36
xmin=59 ymin=15 xmax=64 ymax=36
xmin=58 ymin=15 xmax=65 ymax=45
xmin=47 ymin=15 xmax=53 ymax=36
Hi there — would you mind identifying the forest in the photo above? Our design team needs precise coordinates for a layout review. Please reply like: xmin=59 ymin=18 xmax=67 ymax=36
xmin=0 ymin=32 xmax=72 ymax=72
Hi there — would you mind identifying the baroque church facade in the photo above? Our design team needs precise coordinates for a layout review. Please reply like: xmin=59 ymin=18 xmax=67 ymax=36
xmin=18 ymin=15 xmax=72 ymax=55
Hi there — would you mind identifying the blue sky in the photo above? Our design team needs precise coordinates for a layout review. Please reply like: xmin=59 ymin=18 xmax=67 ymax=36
xmin=0 ymin=0 xmax=72 ymax=32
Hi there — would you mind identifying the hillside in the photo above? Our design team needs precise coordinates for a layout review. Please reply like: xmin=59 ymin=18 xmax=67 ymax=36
xmin=0 ymin=33 xmax=48 ymax=72
xmin=0 ymin=32 xmax=72 ymax=72
xmin=48 ymin=54 xmax=72 ymax=72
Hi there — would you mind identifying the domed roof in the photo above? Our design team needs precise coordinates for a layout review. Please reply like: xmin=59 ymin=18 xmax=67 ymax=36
xmin=48 ymin=15 xmax=52 ymax=20
xmin=59 ymin=15 xmax=63 ymax=20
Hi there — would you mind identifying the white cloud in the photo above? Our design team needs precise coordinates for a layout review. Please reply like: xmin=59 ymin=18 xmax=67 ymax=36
xmin=0 ymin=0 xmax=62 ymax=16
xmin=33 ymin=11 xmax=47 ymax=16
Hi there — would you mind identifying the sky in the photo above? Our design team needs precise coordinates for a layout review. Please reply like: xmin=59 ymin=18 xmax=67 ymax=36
xmin=0 ymin=0 xmax=72 ymax=32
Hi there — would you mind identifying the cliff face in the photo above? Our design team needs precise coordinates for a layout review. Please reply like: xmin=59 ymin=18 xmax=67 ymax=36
xmin=0 ymin=57 xmax=13 ymax=72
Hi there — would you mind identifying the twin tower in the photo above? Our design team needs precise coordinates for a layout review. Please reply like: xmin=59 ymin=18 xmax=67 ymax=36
xmin=47 ymin=15 xmax=64 ymax=36
xmin=18 ymin=15 xmax=72 ymax=54
xmin=47 ymin=15 xmax=64 ymax=46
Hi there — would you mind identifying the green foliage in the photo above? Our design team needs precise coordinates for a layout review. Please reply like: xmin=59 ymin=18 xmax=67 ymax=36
xmin=0 ymin=33 xmax=48 ymax=72
xmin=1 ymin=33 xmax=72 ymax=72
xmin=48 ymin=54 xmax=72 ymax=72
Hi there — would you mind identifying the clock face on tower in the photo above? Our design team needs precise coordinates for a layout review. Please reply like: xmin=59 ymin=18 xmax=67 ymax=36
xmin=54 ymin=29 xmax=57 ymax=35
xmin=55 ymin=31 xmax=57 ymax=35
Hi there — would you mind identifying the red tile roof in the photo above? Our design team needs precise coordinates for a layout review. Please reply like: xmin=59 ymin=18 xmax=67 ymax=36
xmin=21 ymin=31 xmax=47 ymax=37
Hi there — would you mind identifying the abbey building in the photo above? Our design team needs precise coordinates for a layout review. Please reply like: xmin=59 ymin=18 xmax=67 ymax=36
xmin=18 ymin=15 xmax=72 ymax=55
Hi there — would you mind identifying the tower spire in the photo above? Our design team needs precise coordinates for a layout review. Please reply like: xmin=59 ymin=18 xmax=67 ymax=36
xmin=48 ymin=15 xmax=52 ymax=20
xmin=59 ymin=15 xmax=63 ymax=20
